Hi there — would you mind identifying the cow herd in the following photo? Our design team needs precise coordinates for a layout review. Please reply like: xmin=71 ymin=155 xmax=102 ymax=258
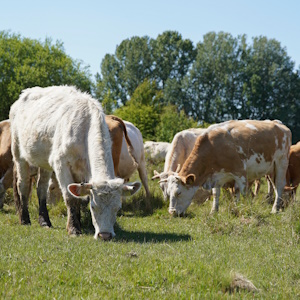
xmin=0 ymin=85 xmax=299 ymax=241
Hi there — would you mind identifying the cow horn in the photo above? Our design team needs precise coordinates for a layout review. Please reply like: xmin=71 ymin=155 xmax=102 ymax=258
xmin=152 ymin=172 xmax=161 ymax=180
xmin=175 ymin=164 xmax=181 ymax=173
xmin=158 ymin=179 xmax=168 ymax=184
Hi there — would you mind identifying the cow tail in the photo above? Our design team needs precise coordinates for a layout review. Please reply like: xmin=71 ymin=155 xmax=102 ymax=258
xmin=109 ymin=116 xmax=139 ymax=168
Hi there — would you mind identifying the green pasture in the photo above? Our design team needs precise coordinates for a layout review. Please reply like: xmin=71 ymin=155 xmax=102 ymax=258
xmin=1 ymin=161 xmax=300 ymax=299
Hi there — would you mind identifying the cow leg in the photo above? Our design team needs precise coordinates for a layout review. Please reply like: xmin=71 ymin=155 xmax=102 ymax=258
xmin=37 ymin=168 xmax=52 ymax=227
xmin=0 ymin=182 xmax=4 ymax=209
xmin=137 ymin=160 xmax=151 ymax=209
xmin=210 ymin=187 xmax=220 ymax=213
xmin=53 ymin=164 xmax=82 ymax=235
xmin=13 ymin=161 xmax=31 ymax=225
xmin=266 ymin=175 xmax=274 ymax=204
xmin=47 ymin=173 xmax=62 ymax=205
xmin=271 ymin=161 xmax=288 ymax=213
xmin=253 ymin=179 xmax=261 ymax=196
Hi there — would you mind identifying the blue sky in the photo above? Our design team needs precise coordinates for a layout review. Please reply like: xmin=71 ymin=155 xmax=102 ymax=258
xmin=1 ymin=0 xmax=300 ymax=77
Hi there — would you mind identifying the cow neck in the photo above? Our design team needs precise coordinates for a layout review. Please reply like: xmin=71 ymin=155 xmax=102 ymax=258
xmin=179 ymin=134 xmax=210 ymax=187
xmin=87 ymin=112 xmax=115 ymax=182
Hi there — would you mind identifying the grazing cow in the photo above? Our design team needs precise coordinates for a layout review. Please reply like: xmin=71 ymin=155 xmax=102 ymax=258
xmin=164 ymin=120 xmax=291 ymax=215
xmin=47 ymin=114 xmax=139 ymax=204
xmin=267 ymin=141 xmax=300 ymax=205
xmin=144 ymin=141 xmax=170 ymax=163
xmin=10 ymin=86 xmax=141 ymax=240
xmin=152 ymin=128 xmax=211 ymax=204
xmin=0 ymin=120 xmax=13 ymax=208
xmin=285 ymin=141 xmax=300 ymax=199
xmin=118 ymin=121 xmax=151 ymax=202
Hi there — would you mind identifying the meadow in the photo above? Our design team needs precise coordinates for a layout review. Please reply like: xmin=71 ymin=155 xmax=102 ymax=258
xmin=1 ymin=159 xmax=300 ymax=299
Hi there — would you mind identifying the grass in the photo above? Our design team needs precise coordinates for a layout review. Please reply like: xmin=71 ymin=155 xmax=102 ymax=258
xmin=1 ymin=162 xmax=300 ymax=299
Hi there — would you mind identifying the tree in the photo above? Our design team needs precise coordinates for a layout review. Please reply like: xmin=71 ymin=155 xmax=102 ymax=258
xmin=97 ymin=36 xmax=153 ymax=106
xmin=96 ymin=31 xmax=196 ymax=109
xmin=151 ymin=31 xmax=196 ymax=89
xmin=183 ymin=32 xmax=247 ymax=123
xmin=0 ymin=31 xmax=92 ymax=120
xmin=114 ymin=80 xmax=201 ymax=142
xmin=243 ymin=37 xmax=296 ymax=117
xmin=113 ymin=79 xmax=162 ymax=141
xmin=155 ymin=105 xmax=199 ymax=142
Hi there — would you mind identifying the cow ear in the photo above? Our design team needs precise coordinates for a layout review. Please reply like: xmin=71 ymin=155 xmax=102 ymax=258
xmin=68 ymin=183 xmax=92 ymax=198
xmin=183 ymin=174 xmax=196 ymax=185
xmin=122 ymin=181 xmax=141 ymax=197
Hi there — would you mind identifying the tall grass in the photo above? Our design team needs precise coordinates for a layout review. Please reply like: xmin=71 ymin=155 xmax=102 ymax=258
xmin=1 ymin=161 xmax=300 ymax=299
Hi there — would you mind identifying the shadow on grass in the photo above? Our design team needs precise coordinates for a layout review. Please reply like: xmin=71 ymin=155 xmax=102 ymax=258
xmin=121 ymin=193 xmax=166 ymax=217
xmin=80 ymin=211 xmax=192 ymax=243
xmin=114 ymin=223 xmax=192 ymax=243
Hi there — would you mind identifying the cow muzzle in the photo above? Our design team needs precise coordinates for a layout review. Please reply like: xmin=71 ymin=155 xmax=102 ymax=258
xmin=98 ymin=232 xmax=113 ymax=241
xmin=169 ymin=208 xmax=177 ymax=215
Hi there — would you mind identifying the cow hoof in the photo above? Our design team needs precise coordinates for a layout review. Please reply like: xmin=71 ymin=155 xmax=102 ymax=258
xmin=67 ymin=227 xmax=82 ymax=236
xmin=20 ymin=220 xmax=31 ymax=225
xmin=39 ymin=217 xmax=52 ymax=228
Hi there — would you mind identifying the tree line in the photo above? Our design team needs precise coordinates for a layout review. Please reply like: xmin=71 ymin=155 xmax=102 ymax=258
xmin=1 ymin=30 xmax=300 ymax=142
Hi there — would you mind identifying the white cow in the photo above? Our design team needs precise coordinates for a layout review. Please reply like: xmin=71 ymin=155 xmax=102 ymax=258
xmin=47 ymin=120 xmax=151 ymax=208
xmin=10 ymin=86 xmax=141 ymax=240
xmin=144 ymin=141 xmax=170 ymax=163
xmin=152 ymin=128 xmax=210 ymax=203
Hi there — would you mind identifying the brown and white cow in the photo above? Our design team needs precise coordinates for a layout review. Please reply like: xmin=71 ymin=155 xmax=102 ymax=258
xmin=285 ymin=141 xmax=300 ymax=200
xmin=164 ymin=120 xmax=291 ymax=215
xmin=267 ymin=141 xmax=300 ymax=204
xmin=118 ymin=121 xmax=151 ymax=201
xmin=0 ymin=120 xmax=13 ymax=208
xmin=10 ymin=86 xmax=141 ymax=240
xmin=105 ymin=115 xmax=138 ymax=177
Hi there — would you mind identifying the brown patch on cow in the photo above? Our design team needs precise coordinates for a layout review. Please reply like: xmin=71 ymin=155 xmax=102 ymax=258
xmin=0 ymin=120 xmax=13 ymax=190
xmin=284 ymin=141 xmax=300 ymax=200
xmin=287 ymin=141 xmax=300 ymax=188
xmin=105 ymin=115 xmax=138 ymax=177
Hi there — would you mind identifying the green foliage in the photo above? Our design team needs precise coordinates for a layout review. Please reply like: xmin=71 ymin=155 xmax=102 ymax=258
xmin=114 ymin=79 xmax=199 ymax=142
xmin=114 ymin=79 xmax=161 ymax=140
xmin=0 ymin=31 xmax=92 ymax=120
xmin=116 ymin=104 xmax=160 ymax=141
xmin=155 ymin=106 xmax=199 ymax=142
xmin=97 ymin=31 xmax=196 ymax=107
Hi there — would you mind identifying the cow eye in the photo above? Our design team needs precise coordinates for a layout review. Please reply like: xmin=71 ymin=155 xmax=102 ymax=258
xmin=176 ymin=192 xmax=181 ymax=197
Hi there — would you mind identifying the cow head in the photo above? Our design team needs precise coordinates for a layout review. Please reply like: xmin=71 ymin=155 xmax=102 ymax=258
xmin=152 ymin=165 xmax=181 ymax=201
xmin=166 ymin=174 xmax=198 ymax=215
xmin=152 ymin=170 xmax=169 ymax=200
xmin=68 ymin=179 xmax=141 ymax=240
